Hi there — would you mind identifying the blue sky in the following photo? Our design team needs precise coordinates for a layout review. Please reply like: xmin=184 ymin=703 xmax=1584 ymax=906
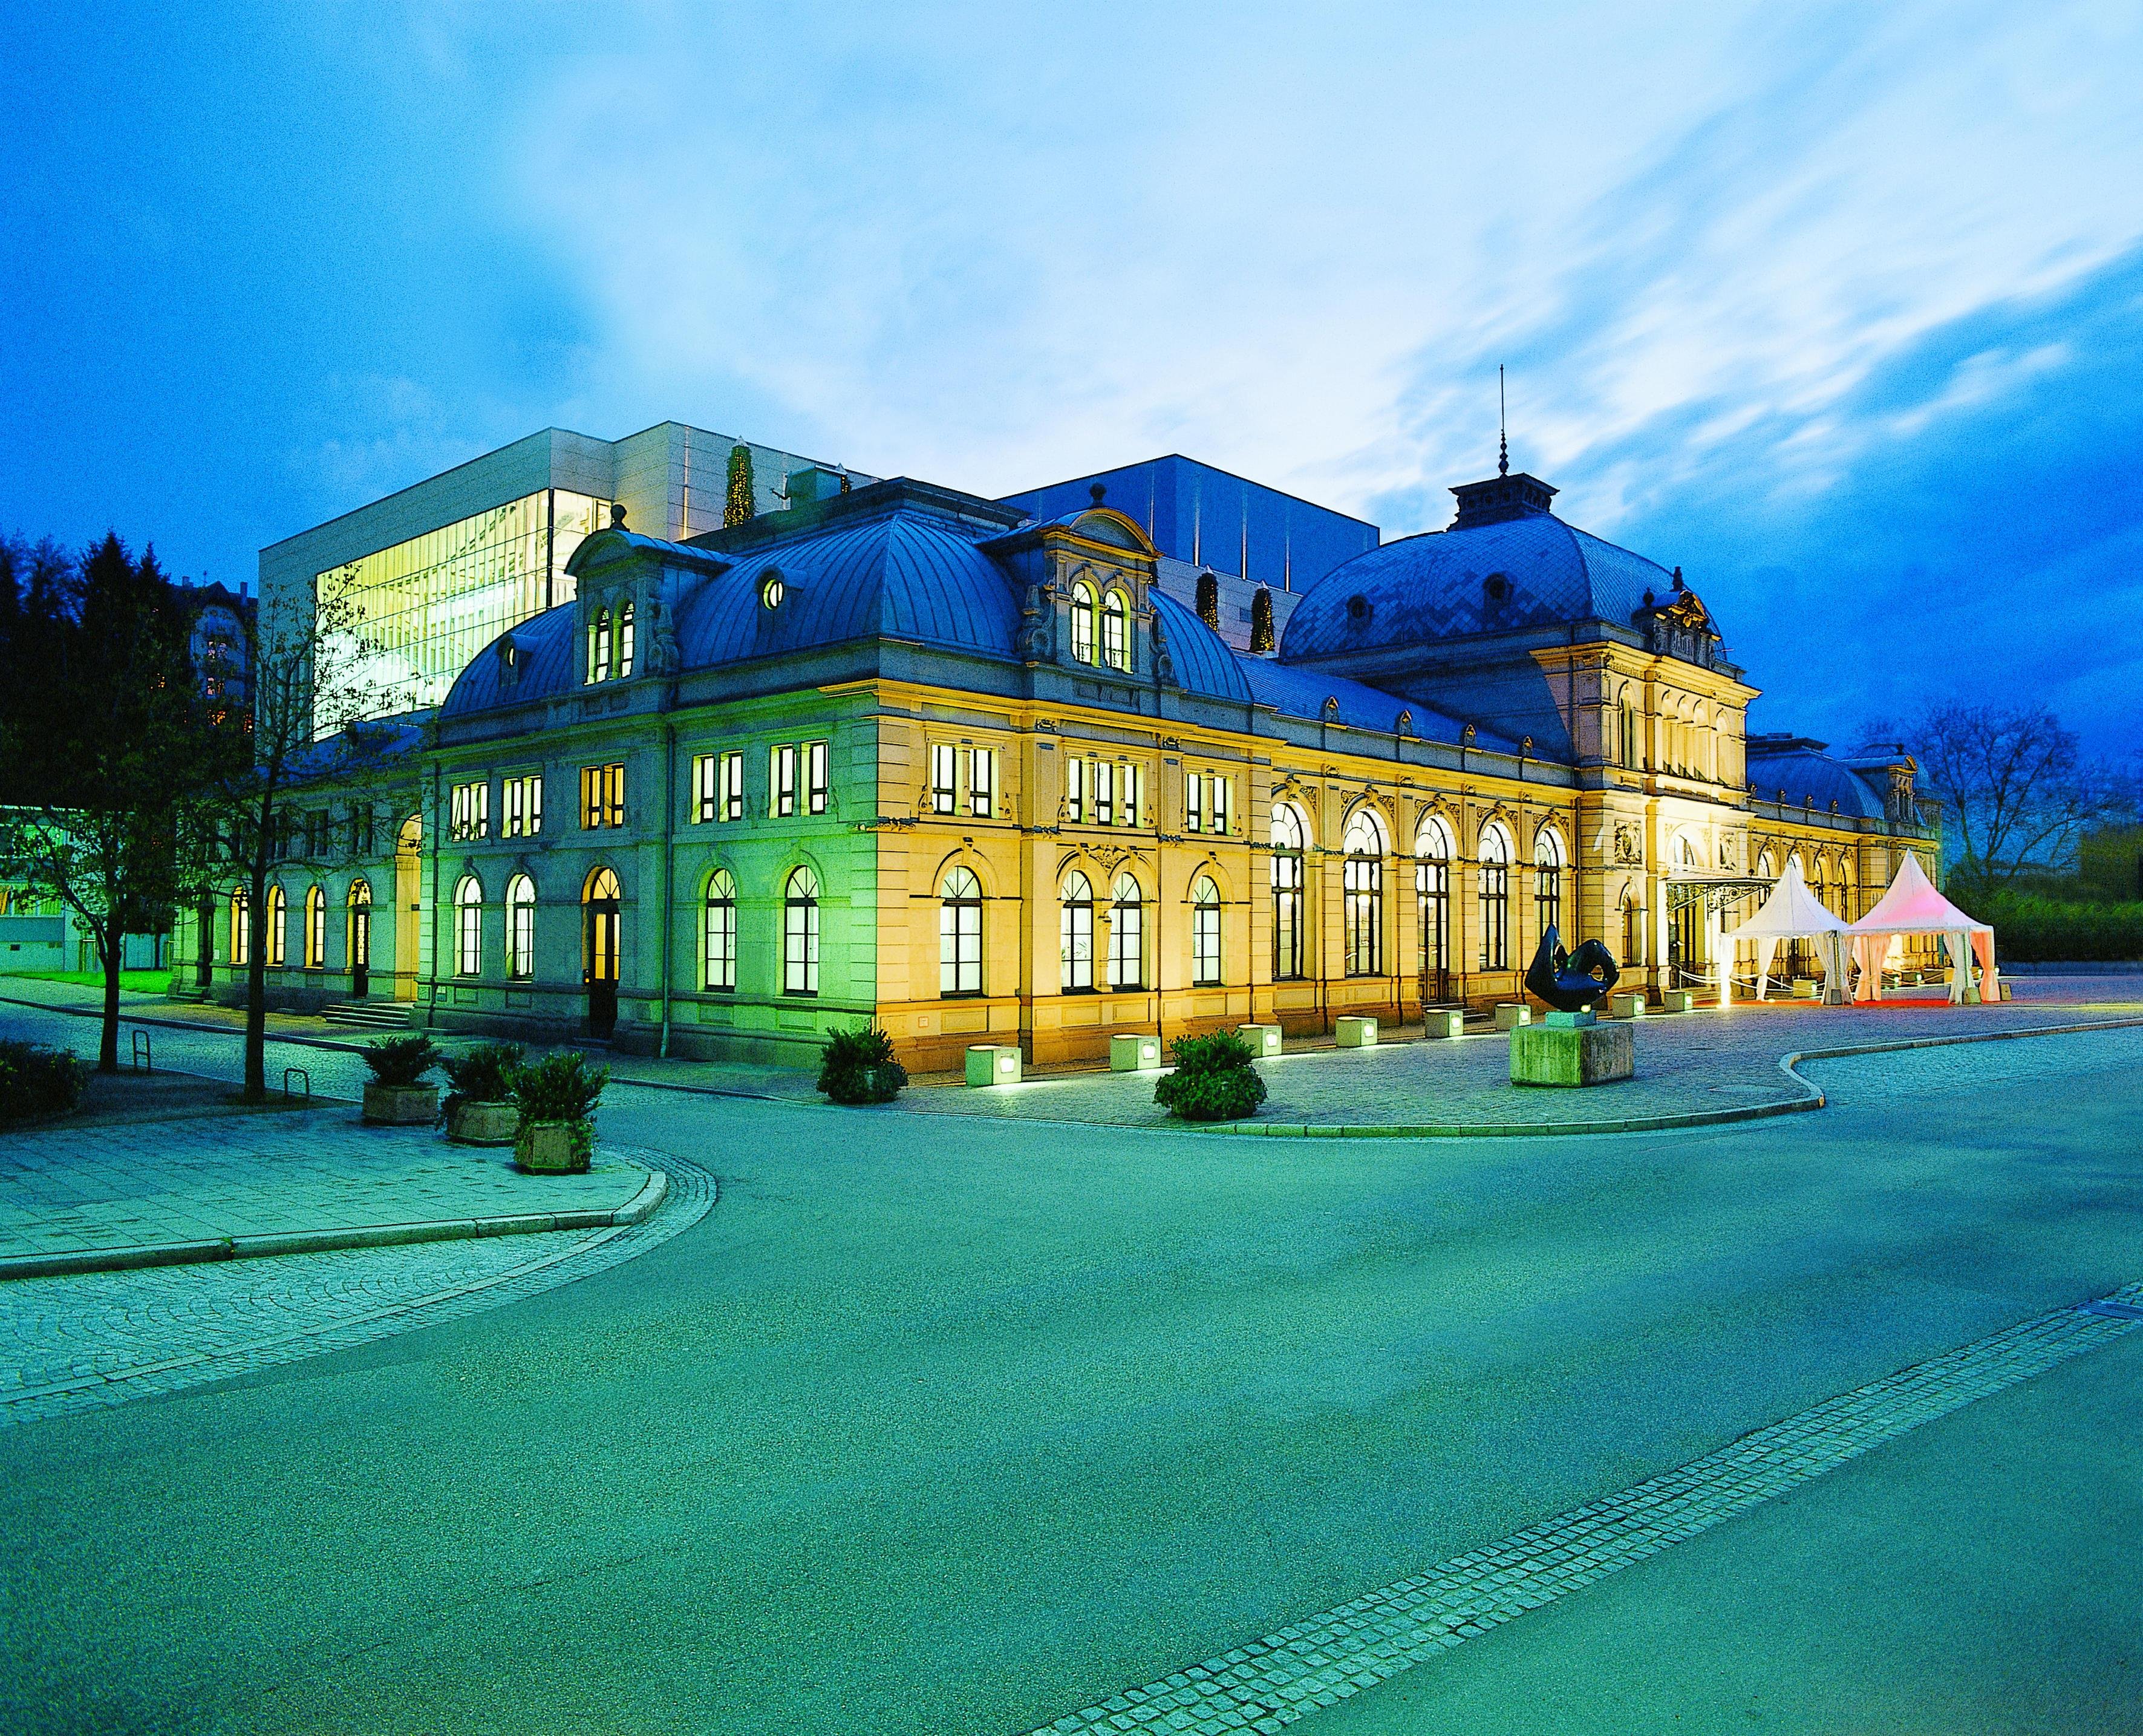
xmin=3 ymin=1 xmax=2138 ymax=754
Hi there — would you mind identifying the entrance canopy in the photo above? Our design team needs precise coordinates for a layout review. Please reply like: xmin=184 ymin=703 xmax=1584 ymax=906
xmin=1846 ymin=854 xmax=1997 ymax=1005
xmin=1721 ymin=857 xmax=1848 ymax=1001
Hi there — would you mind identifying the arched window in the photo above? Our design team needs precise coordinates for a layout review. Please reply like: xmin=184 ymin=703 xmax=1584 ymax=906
xmin=587 ymin=606 xmax=612 ymax=684
xmin=1190 ymin=874 xmax=1222 ymax=987
xmin=1342 ymin=808 xmax=1386 ymax=977
xmin=1069 ymin=583 xmax=1097 ymax=664
xmin=304 ymin=885 xmax=327 ymax=970
xmin=1534 ymin=827 xmax=1566 ymax=942
xmin=939 ymin=866 xmax=983 ymax=997
xmin=1758 ymin=849 xmax=1776 ymax=879
xmin=1060 ymin=869 xmax=1094 ymax=991
xmin=1478 ymin=824 xmax=1511 ymax=970
xmin=783 ymin=866 xmax=820 ymax=996
xmin=454 ymin=875 xmax=483 ymax=977
xmin=1109 ymin=872 xmax=1144 ymax=990
xmin=1271 ymin=802 xmax=1306 ymax=981
xmin=616 ymin=600 xmax=636 ymax=677
xmin=230 ymin=887 xmax=250 ymax=967
xmin=1101 ymin=590 xmax=1130 ymax=671
xmin=266 ymin=884 xmax=286 ymax=967
xmin=1416 ymin=814 xmax=1453 ymax=994
xmin=506 ymin=874 xmax=535 ymax=981
xmin=703 ymin=867 xmax=736 ymax=991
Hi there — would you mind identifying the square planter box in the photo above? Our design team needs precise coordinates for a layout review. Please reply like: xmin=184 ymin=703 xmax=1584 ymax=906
xmin=517 ymin=1119 xmax=590 ymax=1174
xmin=1236 ymin=1023 xmax=1284 ymax=1057
xmin=965 ymin=1044 xmax=1023 ymax=1086
xmin=1659 ymin=990 xmax=1696 ymax=1013
xmin=362 ymin=1083 xmax=437 ymax=1126
xmin=1608 ymin=991 xmax=1647 ymax=1019
xmin=1110 ymin=1033 xmax=1164 ymax=1072
xmin=1422 ymin=1009 xmax=1465 ymax=1039
xmin=448 ymin=1100 xmax=520 ymax=1146
xmin=1334 ymin=1016 xmax=1378 ymax=1048
xmin=1493 ymin=1003 xmax=1531 ymax=1031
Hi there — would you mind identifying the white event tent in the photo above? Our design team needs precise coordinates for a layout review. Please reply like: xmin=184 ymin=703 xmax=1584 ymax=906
xmin=1722 ymin=857 xmax=1850 ymax=1002
xmin=1848 ymin=854 xmax=1998 ymax=1004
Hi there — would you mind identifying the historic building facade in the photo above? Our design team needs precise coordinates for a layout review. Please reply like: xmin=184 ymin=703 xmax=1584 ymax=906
xmin=178 ymin=460 xmax=1936 ymax=1068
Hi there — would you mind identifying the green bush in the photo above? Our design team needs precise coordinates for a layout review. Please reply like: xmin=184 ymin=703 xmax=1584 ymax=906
xmin=440 ymin=1040 xmax=526 ymax=1123
xmin=0 ymin=1039 xmax=86 ymax=1124
xmin=1153 ymin=1030 xmax=1267 ymax=1122
xmin=362 ymin=1035 xmax=440 ymax=1088
xmin=1970 ymin=890 xmax=2143 ymax=963
xmin=818 ymin=1024 xmax=907 ymax=1106
xmin=508 ymin=1050 xmax=608 ymax=1123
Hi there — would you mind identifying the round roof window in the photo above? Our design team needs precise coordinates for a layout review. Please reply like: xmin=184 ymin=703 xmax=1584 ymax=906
xmin=759 ymin=572 xmax=784 ymax=610
xmin=1345 ymin=594 xmax=1370 ymax=623
xmin=1484 ymin=572 xmax=1512 ymax=604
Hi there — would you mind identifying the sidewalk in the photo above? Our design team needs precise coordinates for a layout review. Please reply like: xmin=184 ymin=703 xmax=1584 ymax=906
xmin=0 ymin=1088 xmax=663 ymax=1281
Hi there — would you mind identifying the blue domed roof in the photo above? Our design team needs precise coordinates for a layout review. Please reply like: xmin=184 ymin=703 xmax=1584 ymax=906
xmin=440 ymin=604 xmax=579 ymax=717
xmin=1152 ymin=590 xmax=1253 ymax=703
xmin=671 ymin=506 xmax=1019 ymax=668
xmin=1747 ymin=744 xmax=1886 ymax=818
xmin=1278 ymin=514 xmax=1676 ymax=659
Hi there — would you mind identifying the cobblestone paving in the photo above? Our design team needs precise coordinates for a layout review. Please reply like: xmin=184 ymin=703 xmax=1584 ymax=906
xmin=0 ymin=1146 xmax=714 ymax=1428
xmin=1025 ymin=1281 xmax=2143 ymax=1736
xmin=0 ymin=1111 xmax=650 ymax=1262
xmin=898 ymin=997 xmax=2143 ymax=1133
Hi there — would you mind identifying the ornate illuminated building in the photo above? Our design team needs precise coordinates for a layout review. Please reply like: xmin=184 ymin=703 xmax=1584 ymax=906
xmin=186 ymin=436 xmax=1936 ymax=1066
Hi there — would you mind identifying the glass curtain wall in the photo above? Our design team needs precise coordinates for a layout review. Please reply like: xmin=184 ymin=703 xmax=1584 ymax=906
xmin=321 ymin=489 xmax=613 ymax=717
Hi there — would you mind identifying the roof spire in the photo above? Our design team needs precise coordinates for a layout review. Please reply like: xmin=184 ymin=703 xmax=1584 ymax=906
xmin=1498 ymin=364 xmax=1509 ymax=477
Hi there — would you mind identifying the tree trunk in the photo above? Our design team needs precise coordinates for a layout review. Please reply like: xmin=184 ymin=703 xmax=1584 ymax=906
xmin=244 ymin=848 xmax=270 ymax=1103
xmin=97 ymin=917 xmax=122 ymax=1073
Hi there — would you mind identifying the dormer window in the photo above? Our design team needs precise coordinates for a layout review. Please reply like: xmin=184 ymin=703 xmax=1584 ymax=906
xmin=1069 ymin=582 xmax=1097 ymax=663
xmin=1101 ymin=590 xmax=1129 ymax=671
xmin=587 ymin=606 xmax=612 ymax=684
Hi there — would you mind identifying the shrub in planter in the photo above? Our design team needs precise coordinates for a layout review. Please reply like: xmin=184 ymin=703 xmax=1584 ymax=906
xmin=817 ymin=1025 xmax=907 ymax=1106
xmin=509 ymin=1051 xmax=607 ymax=1173
xmin=0 ymin=1039 xmax=87 ymax=1125
xmin=440 ymin=1041 xmax=525 ymax=1145
xmin=1153 ymin=1030 xmax=1268 ymax=1123
xmin=360 ymin=1036 xmax=441 ymax=1126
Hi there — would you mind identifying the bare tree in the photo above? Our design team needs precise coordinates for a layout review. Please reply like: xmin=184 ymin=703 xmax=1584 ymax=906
xmin=1894 ymin=702 xmax=2136 ymax=888
xmin=191 ymin=575 xmax=410 ymax=1101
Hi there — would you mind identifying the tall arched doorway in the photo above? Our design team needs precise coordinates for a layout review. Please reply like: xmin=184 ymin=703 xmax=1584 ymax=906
xmin=583 ymin=867 xmax=622 ymax=1039
xmin=394 ymin=815 xmax=422 ymax=1002
xmin=348 ymin=879 xmax=373 ymax=998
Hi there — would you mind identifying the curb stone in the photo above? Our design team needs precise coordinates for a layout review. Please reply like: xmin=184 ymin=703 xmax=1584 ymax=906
xmin=0 ymin=1158 xmax=666 ymax=1283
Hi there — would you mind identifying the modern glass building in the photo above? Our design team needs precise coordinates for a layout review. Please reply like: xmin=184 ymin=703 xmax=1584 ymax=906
xmin=261 ymin=422 xmax=860 ymax=719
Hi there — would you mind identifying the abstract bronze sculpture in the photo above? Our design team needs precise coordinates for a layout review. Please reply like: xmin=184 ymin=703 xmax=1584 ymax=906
xmin=1525 ymin=926 xmax=1620 ymax=1013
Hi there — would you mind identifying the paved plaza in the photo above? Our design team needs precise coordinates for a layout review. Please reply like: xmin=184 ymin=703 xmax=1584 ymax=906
xmin=1 ymin=984 xmax=2140 ymax=1733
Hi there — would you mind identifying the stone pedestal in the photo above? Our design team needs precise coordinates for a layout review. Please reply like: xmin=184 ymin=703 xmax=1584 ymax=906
xmin=1236 ymin=1023 xmax=1284 ymax=1057
xmin=1423 ymin=1009 xmax=1464 ymax=1039
xmin=965 ymin=1044 xmax=1023 ymax=1086
xmin=1110 ymin=1033 xmax=1164 ymax=1071
xmin=1493 ymin=1003 xmax=1532 ymax=1031
xmin=1510 ymin=1012 xmax=1634 ymax=1088
xmin=1334 ymin=1016 xmax=1378 ymax=1048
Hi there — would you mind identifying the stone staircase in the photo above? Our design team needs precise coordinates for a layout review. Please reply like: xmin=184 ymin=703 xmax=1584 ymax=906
xmin=323 ymin=1001 xmax=413 ymax=1033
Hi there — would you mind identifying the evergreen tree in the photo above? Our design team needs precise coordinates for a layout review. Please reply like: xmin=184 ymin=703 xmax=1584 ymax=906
xmin=1250 ymin=586 xmax=1276 ymax=653
xmin=1196 ymin=567 xmax=1220 ymax=631
xmin=724 ymin=444 xmax=756 ymax=527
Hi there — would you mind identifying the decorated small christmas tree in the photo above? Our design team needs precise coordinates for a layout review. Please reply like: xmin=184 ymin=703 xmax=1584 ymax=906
xmin=1250 ymin=586 xmax=1275 ymax=653
xmin=724 ymin=445 xmax=755 ymax=527
xmin=1196 ymin=567 xmax=1220 ymax=630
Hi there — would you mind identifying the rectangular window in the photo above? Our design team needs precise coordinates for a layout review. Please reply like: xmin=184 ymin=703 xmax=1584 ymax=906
xmin=451 ymin=781 xmax=489 ymax=842
xmin=1186 ymin=772 xmax=1201 ymax=833
xmin=302 ymin=809 xmax=328 ymax=857
xmin=1093 ymin=760 xmax=1115 ymax=827
xmin=720 ymin=751 xmax=744 ymax=821
xmin=772 ymin=744 xmax=798 ymax=818
xmin=807 ymin=740 xmax=829 ymax=815
xmin=580 ymin=763 xmax=625 ymax=829
xmin=1065 ymin=755 xmax=1084 ymax=824
xmin=1115 ymin=763 xmax=1143 ymax=827
xmin=1208 ymin=776 xmax=1231 ymax=835
xmin=930 ymin=743 xmax=957 ymax=815
xmin=692 ymin=753 xmax=719 ymax=823
xmin=968 ymin=748 xmax=994 ymax=818
xmin=503 ymin=774 xmax=543 ymax=838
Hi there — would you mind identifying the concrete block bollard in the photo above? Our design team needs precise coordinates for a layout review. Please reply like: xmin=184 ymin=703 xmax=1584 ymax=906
xmin=1334 ymin=1016 xmax=1379 ymax=1048
xmin=1659 ymin=989 xmax=1695 ymax=1013
xmin=1609 ymin=991 xmax=1647 ymax=1019
xmin=1422 ymin=1009 xmax=1465 ymax=1039
xmin=1109 ymin=1033 xmax=1164 ymax=1071
xmin=1493 ymin=1003 xmax=1532 ymax=1031
xmin=964 ymin=1044 xmax=1023 ymax=1086
xmin=1236 ymin=1023 xmax=1284 ymax=1057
